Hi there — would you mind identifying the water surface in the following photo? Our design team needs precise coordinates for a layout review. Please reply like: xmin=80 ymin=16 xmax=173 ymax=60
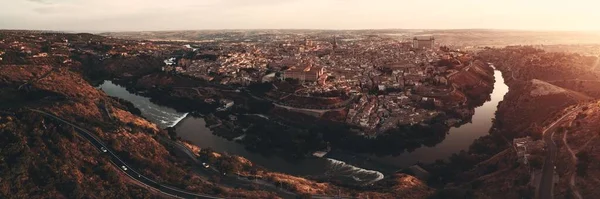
xmin=330 ymin=70 xmax=509 ymax=171
xmin=99 ymin=81 xmax=188 ymax=129
xmin=98 ymin=69 xmax=507 ymax=182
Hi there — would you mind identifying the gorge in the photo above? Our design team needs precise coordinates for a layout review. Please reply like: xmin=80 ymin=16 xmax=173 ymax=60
xmin=98 ymin=67 xmax=507 ymax=185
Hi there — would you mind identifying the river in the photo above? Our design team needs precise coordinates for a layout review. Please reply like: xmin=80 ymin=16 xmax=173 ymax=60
xmin=328 ymin=69 xmax=509 ymax=172
xmin=98 ymin=81 xmax=188 ymax=129
xmin=98 ymin=68 xmax=507 ymax=184
xmin=98 ymin=81 xmax=383 ymax=184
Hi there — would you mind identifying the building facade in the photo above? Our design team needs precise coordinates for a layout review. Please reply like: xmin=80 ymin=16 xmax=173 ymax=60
xmin=513 ymin=137 xmax=533 ymax=164
xmin=282 ymin=66 xmax=324 ymax=82
xmin=413 ymin=36 xmax=435 ymax=49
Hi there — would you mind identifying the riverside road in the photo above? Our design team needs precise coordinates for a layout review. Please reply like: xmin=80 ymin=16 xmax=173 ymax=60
xmin=29 ymin=109 xmax=222 ymax=199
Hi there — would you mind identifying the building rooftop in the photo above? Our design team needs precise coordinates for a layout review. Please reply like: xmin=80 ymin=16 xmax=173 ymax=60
xmin=413 ymin=36 xmax=435 ymax=41
xmin=286 ymin=65 xmax=322 ymax=72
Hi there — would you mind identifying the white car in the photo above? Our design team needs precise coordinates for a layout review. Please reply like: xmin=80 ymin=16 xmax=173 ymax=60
xmin=202 ymin=162 xmax=210 ymax=168
xmin=121 ymin=166 xmax=128 ymax=171
xmin=100 ymin=147 xmax=108 ymax=153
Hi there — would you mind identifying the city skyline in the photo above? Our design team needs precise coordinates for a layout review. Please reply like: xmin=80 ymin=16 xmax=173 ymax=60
xmin=2 ymin=0 xmax=600 ymax=32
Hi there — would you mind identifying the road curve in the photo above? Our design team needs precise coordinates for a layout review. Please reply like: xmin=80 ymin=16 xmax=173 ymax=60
xmin=29 ymin=109 xmax=223 ymax=199
xmin=538 ymin=107 xmax=580 ymax=199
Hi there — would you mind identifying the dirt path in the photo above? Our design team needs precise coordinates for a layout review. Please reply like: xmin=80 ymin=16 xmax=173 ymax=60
xmin=576 ymin=136 xmax=597 ymax=152
xmin=546 ymin=79 xmax=600 ymax=83
xmin=592 ymin=56 xmax=600 ymax=71
xmin=538 ymin=106 xmax=581 ymax=199
xmin=563 ymin=123 xmax=583 ymax=199
xmin=475 ymin=149 xmax=510 ymax=167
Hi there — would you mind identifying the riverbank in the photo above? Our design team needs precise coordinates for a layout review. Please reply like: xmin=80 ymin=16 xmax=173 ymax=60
xmin=80 ymin=33 xmax=498 ymax=192
xmin=421 ymin=46 xmax=600 ymax=198
xmin=324 ymin=69 xmax=508 ymax=173
xmin=98 ymin=64 xmax=503 ymax=189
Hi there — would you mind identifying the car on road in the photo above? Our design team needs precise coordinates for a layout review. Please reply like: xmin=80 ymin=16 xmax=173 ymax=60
xmin=202 ymin=162 xmax=210 ymax=168
xmin=121 ymin=166 xmax=128 ymax=171
xmin=100 ymin=147 xmax=108 ymax=153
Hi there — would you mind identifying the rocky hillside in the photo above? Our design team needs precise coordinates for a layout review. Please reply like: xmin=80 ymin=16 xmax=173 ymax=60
xmin=0 ymin=63 xmax=286 ymax=198
xmin=0 ymin=111 xmax=156 ymax=199
xmin=494 ymin=79 xmax=591 ymax=139
xmin=452 ymin=46 xmax=600 ymax=199
xmin=447 ymin=59 xmax=495 ymax=107
xmin=550 ymin=101 xmax=600 ymax=198
xmin=0 ymin=32 xmax=283 ymax=198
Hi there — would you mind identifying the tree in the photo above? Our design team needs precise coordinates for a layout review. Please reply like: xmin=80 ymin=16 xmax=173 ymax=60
xmin=166 ymin=127 xmax=177 ymax=140
xmin=576 ymin=162 xmax=588 ymax=177
xmin=576 ymin=151 xmax=590 ymax=176
xmin=485 ymin=164 xmax=498 ymax=174
xmin=530 ymin=123 xmax=543 ymax=140
xmin=199 ymin=148 xmax=216 ymax=164
xmin=41 ymin=42 xmax=51 ymax=53
xmin=428 ymin=188 xmax=475 ymax=199
xmin=210 ymin=175 xmax=221 ymax=184
xmin=576 ymin=151 xmax=590 ymax=162
xmin=211 ymin=185 xmax=225 ymax=195
xmin=297 ymin=193 xmax=312 ymax=199
xmin=530 ymin=157 xmax=543 ymax=170
xmin=284 ymin=78 xmax=300 ymax=85
xmin=471 ymin=179 xmax=483 ymax=189
xmin=516 ymin=186 xmax=534 ymax=199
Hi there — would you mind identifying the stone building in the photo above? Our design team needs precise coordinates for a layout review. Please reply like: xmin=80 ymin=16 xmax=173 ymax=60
xmin=413 ymin=36 xmax=435 ymax=49
xmin=282 ymin=65 xmax=324 ymax=82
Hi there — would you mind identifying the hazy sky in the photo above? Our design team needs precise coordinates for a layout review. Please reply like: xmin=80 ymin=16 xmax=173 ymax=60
xmin=2 ymin=0 xmax=600 ymax=31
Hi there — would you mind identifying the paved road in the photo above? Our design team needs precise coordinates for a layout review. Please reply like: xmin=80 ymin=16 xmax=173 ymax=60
xmin=159 ymin=137 xmax=298 ymax=199
xmin=30 ymin=109 xmax=222 ymax=199
xmin=31 ymin=109 xmax=351 ymax=199
xmin=592 ymin=56 xmax=600 ymax=71
xmin=538 ymin=107 xmax=580 ymax=199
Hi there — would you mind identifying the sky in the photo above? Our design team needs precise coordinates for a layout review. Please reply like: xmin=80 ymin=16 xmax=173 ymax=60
xmin=1 ymin=0 xmax=600 ymax=32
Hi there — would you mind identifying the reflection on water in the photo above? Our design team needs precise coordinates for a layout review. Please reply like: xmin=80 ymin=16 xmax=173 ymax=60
xmin=98 ymin=69 xmax=507 ymax=183
xmin=175 ymin=116 xmax=385 ymax=184
xmin=337 ymin=70 xmax=509 ymax=170
xmin=99 ymin=80 xmax=385 ymax=184
xmin=98 ymin=81 xmax=188 ymax=129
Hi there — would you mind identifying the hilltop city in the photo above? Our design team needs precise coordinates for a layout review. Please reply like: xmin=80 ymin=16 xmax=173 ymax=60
xmin=3 ymin=29 xmax=600 ymax=199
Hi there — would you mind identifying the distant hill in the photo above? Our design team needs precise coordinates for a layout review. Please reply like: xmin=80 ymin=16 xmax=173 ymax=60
xmin=101 ymin=29 xmax=600 ymax=48
xmin=494 ymin=79 xmax=591 ymax=138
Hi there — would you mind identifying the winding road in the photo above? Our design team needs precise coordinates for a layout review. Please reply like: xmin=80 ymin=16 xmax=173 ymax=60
xmin=29 ymin=108 xmax=354 ymax=199
xmin=29 ymin=109 xmax=222 ymax=199
xmin=538 ymin=107 xmax=581 ymax=199
xmin=592 ymin=56 xmax=600 ymax=71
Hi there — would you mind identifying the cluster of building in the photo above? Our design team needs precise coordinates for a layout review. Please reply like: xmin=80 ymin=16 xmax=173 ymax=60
xmin=514 ymin=137 xmax=533 ymax=165
xmin=0 ymin=31 xmax=179 ymax=68
xmin=154 ymin=32 xmax=476 ymax=134
xmin=281 ymin=65 xmax=325 ymax=82
xmin=0 ymin=30 xmax=475 ymax=136
xmin=0 ymin=30 xmax=475 ymax=135
xmin=0 ymin=33 xmax=71 ymax=63
xmin=345 ymin=92 xmax=441 ymax=131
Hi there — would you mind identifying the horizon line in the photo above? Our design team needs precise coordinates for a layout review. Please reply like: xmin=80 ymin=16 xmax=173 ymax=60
xmin=2 ymin=28 xmax=600 ymax=34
